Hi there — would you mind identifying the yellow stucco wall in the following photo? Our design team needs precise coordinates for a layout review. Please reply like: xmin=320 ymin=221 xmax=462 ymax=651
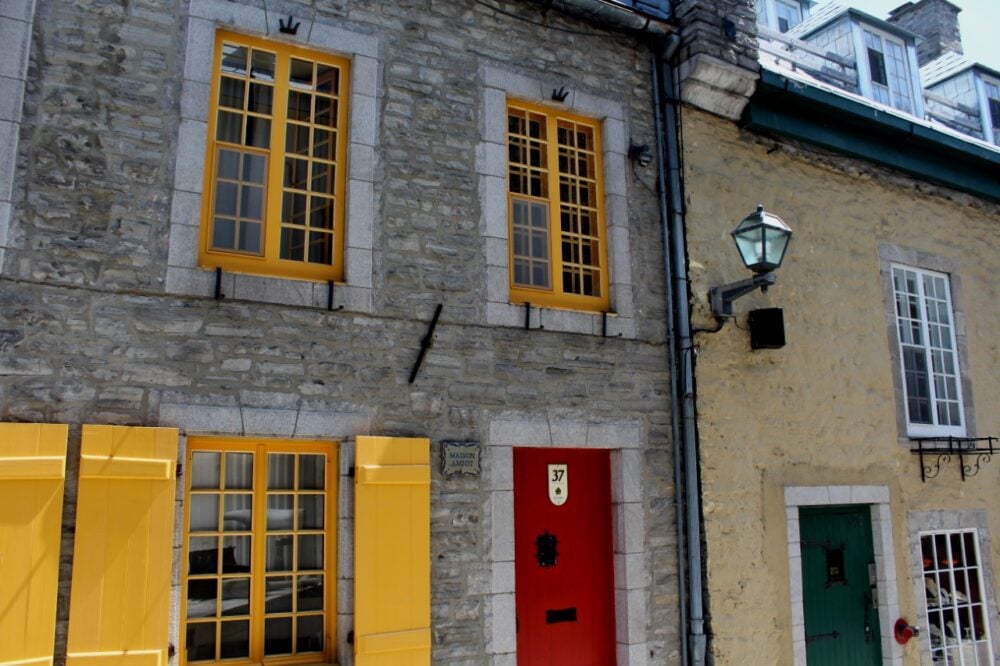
xmin=681 ymin=108 xmax=1000 ymax=666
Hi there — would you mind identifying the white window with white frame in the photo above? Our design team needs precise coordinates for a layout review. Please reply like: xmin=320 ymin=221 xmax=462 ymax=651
xmin=755 ymin=0 xmax=809 ymax=33
xmin=982 ymin=77 xmax=1000 ymax=144
xmin=920 ymin=530 xmax=995 ymax=665
xmin=863 ymin=28 xmax=913 ymax=113
xmin=774 ymin=0 xmax=802 ymax=33
xmin=891 ymin=264 xmax=965 ymax=437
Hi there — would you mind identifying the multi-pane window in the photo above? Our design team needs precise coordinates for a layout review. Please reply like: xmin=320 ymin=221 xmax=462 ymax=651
xmin=183 ymin=438 xmax=336 ymax=664
xmin=921 ymin=531 xmax=995 ymax=665
xmin=891 ymin=265 xmax=964 ymax=437
xmin=200 ymin=33 xmax=349 ymax=282
xmin=863 ymin=29 xmax=913 ymax=113
xmin=774 ymin=0 xmax=802 ymax=33
xmin=506 ymin=101 xmax=609 ymax=312
xmin=985 ymin=81 xmax=1000 ymax=137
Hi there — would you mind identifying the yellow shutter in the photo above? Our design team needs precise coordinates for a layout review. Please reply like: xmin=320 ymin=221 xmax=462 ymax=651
xmin=354 ymin=436 xmax=431 ymax=665
xmin=0 ymin=423 xmax=69 ymax=666
xmin=66 ymin=425 xmax=179 ymax=666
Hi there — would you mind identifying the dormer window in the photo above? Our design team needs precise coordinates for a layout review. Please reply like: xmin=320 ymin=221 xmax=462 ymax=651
xmin=775 ymin=0 xmax=802 ymax=32
xmin=776 ymin=8 xmax=924 ymax=118
xmin=986 ymin=81 xmax=1000 ymax=136
xmin=756 ymin=0 xmax=811 ymax=34
xmin=862 ymin=28 xmax=913 ymax=113
xmin=922 ymin=60 xmax=1000 ymax=146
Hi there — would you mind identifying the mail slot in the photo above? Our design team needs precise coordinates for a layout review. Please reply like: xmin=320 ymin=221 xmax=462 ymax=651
xmin=546 ymin=607 xmax=577 ymax=624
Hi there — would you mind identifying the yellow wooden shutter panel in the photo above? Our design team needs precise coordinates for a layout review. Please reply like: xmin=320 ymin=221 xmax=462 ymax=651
xmin=354 ymin=436 xmax=431 ymax=665
xmin=0 ymin=423 xmax=69 ymax=666
xmin=66 ymin=425 xmax=179 ymax=666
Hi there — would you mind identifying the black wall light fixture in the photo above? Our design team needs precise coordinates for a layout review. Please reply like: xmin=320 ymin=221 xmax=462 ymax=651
xmin=709 ymin=204 xmax=792 ymax=319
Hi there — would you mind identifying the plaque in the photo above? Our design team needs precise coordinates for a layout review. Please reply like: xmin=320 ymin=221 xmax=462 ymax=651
xmin=441 ymin=441 xmax=481 ymax=477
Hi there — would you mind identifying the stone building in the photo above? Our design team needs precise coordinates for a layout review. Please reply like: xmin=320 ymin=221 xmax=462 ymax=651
xmin=0 ymin=0 xmax=702 ymax=664
xmin=676 ymin=0 xmax=1000 ymax=664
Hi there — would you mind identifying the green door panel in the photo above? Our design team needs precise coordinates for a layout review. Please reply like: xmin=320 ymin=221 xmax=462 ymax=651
xmin=800 ymin=506 xmax=882 ymax=666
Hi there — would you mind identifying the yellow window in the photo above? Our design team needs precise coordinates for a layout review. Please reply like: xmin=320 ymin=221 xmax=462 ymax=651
xmin=507 ymin=100 xmax=609 ymax=312
xmin=199 ymin=32 xmax=350 ymax=282
xmin=181 ymin=437 xmax=338 ymax=665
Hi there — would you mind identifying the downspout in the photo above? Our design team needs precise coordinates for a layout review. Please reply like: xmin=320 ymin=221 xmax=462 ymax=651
xmin=653 ymin=31 xmax=708 ymax=666
xmin=650 ymin=31 xmax=689 ymax=666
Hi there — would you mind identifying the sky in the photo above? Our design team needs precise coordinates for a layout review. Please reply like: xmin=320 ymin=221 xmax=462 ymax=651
xmin=843 ymin=0 xmax=1000 ymax=67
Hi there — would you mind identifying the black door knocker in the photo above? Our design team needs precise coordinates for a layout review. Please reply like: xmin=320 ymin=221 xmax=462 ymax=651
xmin=535 ymin=531 xmax=558 ymax=567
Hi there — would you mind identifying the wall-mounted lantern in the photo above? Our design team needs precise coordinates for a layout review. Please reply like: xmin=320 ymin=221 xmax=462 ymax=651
xmin=709 ymin=205 xmax=792 ymax=318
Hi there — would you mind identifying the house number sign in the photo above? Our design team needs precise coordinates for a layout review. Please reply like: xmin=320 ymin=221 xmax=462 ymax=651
xmin=548 ymin=464 xmax=568 ymax=506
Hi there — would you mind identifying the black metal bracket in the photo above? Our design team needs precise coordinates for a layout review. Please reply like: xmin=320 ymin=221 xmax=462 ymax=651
xmin=805 ymin=630 xmax=840 ymax=644
xmin=709 ymin=271 xmax=777 ymax=318
xmin=408 ymin=303 xmax=443 ymax=384
xmin=327 ymin=280 xmax=344 ymax=312
xmin=214 ymin=267 xmax=226 ymax=300
xmin=523 ymin=302 xmax=543 ymax=330
xmin=602 ymin=311 xmax=622 ymax=338
xmin=551 ymin=86 xmax=569 ymax=102
xmin=279 ymin=15 xmax=301 ymax=35
xmin=911 ymin=436 xmax=996 ymax=482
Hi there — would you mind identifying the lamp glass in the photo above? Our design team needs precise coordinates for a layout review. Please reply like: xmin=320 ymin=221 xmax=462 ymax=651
xmin=731 ymin=206 xmax=792 ymax=272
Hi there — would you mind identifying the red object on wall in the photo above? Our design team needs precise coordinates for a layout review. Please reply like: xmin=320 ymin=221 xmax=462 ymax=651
xmin=514 ymin=448 xmax=616 ymax=665
xmin=894 ymin=618 xmax=917 ymax=644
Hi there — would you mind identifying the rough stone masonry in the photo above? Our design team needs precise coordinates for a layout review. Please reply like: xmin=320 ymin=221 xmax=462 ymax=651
xmin=1 ymin=0 xmax=685 ymax=664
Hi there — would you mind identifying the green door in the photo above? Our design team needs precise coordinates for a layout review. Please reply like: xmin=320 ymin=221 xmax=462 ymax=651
xmin=800 ymin=506 xmax=882 ymax=666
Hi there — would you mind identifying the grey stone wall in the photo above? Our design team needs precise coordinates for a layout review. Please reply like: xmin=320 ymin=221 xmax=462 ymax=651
xmin=887 ymin=0 xmax=964 ymax=64
xmin=1 ymin=0 xmax=680 ymax=664
xmin=673 ymin=0 xmax=760 ymax=120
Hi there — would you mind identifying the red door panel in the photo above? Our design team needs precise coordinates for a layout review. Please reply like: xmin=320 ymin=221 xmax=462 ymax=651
xmin=514 ymin=448 xmax=616 ymax=666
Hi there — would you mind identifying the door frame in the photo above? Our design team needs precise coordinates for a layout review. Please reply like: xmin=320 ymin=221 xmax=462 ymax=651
xmin=484 ymin=414 xmax=650 ymax=665
xmin=785 ymin=485 xmax=903 ymax=666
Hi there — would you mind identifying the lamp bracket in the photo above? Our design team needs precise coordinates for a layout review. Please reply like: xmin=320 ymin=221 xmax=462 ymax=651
xmin=709 ymin=272 xmax=776 ymax=318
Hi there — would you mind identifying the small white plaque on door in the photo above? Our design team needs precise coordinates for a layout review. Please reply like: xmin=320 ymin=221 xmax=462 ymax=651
xmin=548 ymin=464 xmax=568 ymax=506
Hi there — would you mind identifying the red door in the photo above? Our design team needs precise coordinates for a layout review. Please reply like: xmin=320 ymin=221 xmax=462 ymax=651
xmin=514 ymin=448 xmax=616 ymax=666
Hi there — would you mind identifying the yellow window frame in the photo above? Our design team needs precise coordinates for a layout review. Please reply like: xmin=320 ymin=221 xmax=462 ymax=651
xmin=199 ymin=31 xmax=351 ymax=282
xmin=180 ymin=436 xmax=339 ymax=666
xmin=506 ymin=99 xmax=610 ymax=312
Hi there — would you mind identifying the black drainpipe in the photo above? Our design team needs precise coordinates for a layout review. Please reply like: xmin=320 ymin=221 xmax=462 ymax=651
xmin=652 ymin=31 xmax=707 ymax=666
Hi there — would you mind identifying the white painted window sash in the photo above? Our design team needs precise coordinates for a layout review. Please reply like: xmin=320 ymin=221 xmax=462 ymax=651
xmin=891 ymin=263 xmax=966 ymax=438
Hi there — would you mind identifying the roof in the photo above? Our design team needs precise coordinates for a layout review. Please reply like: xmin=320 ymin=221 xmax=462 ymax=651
xmin=921 ymin=51 xmax=1000 ymax=88
xmin=789 ymin=2 xmax=920 ymax=42
xmin=758 ymin=52 xmax=999 ymax=155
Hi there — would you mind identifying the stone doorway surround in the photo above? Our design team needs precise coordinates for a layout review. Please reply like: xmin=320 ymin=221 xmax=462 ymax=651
xmin=484 ymin=411 xmax=650 ymax=666
xmin=784 ymin=485 xmax=903 ymax=666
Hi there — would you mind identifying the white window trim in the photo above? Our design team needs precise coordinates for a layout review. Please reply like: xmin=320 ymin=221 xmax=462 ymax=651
xmin=483 ymin=412 xmax=649 ymax=665
xmin=756 ymin=0 xmax=810 ymax=33
xmin=890 ymin=262 xmax=966 ymax=439
xmin=784 ymin=485 xmax=903 ymax=666
xmin=166 ymin=0 xmax=380 ymax=312
xmin=878 ymin=244 xmax=975 ymax=444
xmin=973 ymin=73 xmax=1000 ymax=145
xmin=774 ymin=0 xmax=803 ymax=33
xmin=0 ymin=0 xmax=37 ymax=272
xmin=852 ymin=22 xmax=923 ymax=117
xmin=477 ymin=64 xmax=637 ymax=338
xmin=908 ymin=511 xmax=1000 ymax=666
